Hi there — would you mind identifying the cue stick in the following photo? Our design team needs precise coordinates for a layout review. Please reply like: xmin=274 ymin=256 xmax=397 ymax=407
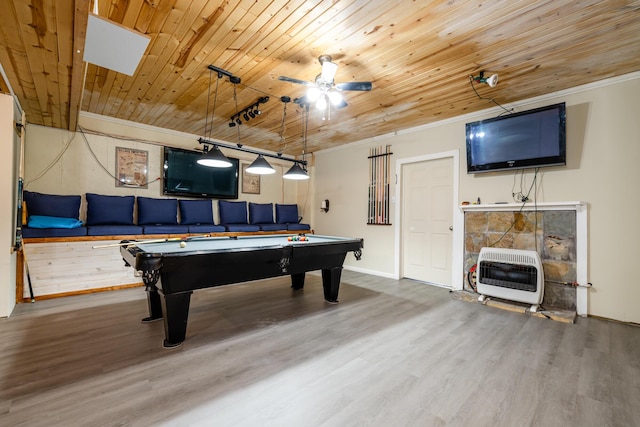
xmin=91 ymin=234 xmax=212 ymax=249
xmin=370 ymin=146 xmax=374 ymax=223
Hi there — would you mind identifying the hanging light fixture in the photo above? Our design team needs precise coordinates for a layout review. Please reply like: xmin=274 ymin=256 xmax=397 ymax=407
xmin=246 ymin=154 xmax=275 ymax=175
xmin=198 ymin=68 xmax=233 ymax=168
xmin=284 ymin=100 xmax=309 ymax=180
xmin=283 ymin=162 xmax=308 ymax=180
xmin=197 ymin=145 xmax=233 ymax=168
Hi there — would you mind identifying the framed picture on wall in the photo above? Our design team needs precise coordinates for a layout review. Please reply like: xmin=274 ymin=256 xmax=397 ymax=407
xmin=116 ymin=147 xmax=148 ymax=188
xmin=241 ymin=163 xmax=260 ymax=194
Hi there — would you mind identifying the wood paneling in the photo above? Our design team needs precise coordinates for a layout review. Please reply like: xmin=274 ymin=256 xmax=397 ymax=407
xmin=0 ymin=0 xmax=638 ymax=153
xmin=23 ymin=240 xmax=142 ymax=298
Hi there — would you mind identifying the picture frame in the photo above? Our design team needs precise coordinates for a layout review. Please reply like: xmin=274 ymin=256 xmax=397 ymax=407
xmin=115 ymin=147 xmax=148 ymax=188
xmin=241 ymin=163 xmax=260 ymax=194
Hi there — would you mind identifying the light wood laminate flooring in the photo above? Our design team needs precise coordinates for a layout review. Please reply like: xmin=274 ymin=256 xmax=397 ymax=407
xmin=1 ymin=271 xmax=639 ymax=426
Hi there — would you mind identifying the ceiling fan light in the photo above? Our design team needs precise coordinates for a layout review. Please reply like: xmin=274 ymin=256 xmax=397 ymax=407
xmin=197 ymin=146 xmax=233 ymax=168
xmin=246 ymin=155 xmax=276 ymax=175
xmin=328 ymin=91 xmax=343 ymax=106
xmin=283 ymin=163 xmax=309 ymax=180
xmin=316 ymin=95 xmax=328 ymax=111
xmin=321 ymin=60 xmax=338 ymax=82
xmin=307 ymin=86 xmax=321 ymax=102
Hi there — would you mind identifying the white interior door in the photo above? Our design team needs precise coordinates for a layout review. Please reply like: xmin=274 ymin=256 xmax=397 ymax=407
xmin=401 ymin=157 xmax=453 ymax=286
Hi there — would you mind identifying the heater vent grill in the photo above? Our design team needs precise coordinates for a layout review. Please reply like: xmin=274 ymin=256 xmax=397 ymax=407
xmin=477 ymin=247 xmax=544 ymax=305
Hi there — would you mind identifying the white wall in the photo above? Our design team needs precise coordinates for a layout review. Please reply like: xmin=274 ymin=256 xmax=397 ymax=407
xmin=23 ymin=113 xmax=310 ymax=223
xmin=313 ymin=74 xmax=640 ymax=323
xmin=0 ymin=94 xmax=19 ymax=317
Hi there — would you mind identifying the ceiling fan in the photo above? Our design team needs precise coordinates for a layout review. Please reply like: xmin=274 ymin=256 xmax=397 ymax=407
xmin=279 ymin=55 xmax=372 ymax=119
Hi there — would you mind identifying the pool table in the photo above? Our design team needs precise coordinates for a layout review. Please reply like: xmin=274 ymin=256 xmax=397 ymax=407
xmin=120 ymin=234 xmax=363 ymax=348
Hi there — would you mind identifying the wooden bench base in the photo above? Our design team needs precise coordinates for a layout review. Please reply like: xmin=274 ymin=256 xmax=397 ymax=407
xmin=17 ymin=230 xmax=311 ymax=302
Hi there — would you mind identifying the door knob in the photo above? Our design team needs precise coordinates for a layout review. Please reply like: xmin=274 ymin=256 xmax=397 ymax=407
xmin=449 ymin=226 xmax=453 ymax=231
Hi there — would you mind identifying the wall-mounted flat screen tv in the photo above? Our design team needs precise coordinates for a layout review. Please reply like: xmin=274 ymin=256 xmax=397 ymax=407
xmin=163 ymin=146 xmax=239 ymax=199
xmin=465 ymin=102 xmax=566 ymax=173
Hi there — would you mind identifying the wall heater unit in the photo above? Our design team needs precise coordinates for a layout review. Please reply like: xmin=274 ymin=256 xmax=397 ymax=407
xmin=476 ymin=247 xmax=544 ymax=310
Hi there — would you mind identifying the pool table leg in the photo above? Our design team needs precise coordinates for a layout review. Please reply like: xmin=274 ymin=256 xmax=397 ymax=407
xmin=160 ymin=291 xmax=193 ymax=348
xmin=290 ymin=273 xmax=305 ymax=290
xmin=321 ymin=266 xmax=343 ymax=303
xmin=142 ymin=285 xmax=163 ymax=323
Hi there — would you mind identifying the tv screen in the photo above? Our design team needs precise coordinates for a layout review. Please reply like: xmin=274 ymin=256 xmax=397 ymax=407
xmin=163 ymin=147 xmax=239 ymax=199
xmin=465 ymin=102 xmax=566 ymax=173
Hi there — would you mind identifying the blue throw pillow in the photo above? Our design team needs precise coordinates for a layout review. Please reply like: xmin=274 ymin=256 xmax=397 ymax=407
xmin=137 ymin=197 xmax=178 ymax=225
xmin=275 ymin=204 xmax=299 ymax=224
xmin=28 ymin=215 xmax=83 ymax=229
xmin=86 ymin=193 xmax=135 ymax=225
xmin=179 ymin=200 xmax=214 ymax=225
xmin=218 ymin=200 xmax=248 ymax=224
xmin=23 ymin=191 xmax=81 ymax=219
xmin=249 ymin=203 xmax=274 ymax=224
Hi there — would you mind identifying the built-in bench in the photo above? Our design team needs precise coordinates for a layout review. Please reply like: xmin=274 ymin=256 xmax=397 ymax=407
xmin=18 ymin=192 xmax=311 ymax=302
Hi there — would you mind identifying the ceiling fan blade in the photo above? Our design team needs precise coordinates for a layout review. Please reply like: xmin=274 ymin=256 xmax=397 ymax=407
xmin=336 ymin=99 xmax=348 ymax=109
xmin=293 ymin=96 xmax=310 ymax=107
xmin=279 ymin=76 xmax=313 ymax=86
xmin=336 ymin=81 xmax=372 ymax=91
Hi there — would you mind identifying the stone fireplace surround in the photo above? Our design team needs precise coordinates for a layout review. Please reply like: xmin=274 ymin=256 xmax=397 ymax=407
xmin=460 ymin=202 xmax=587 ymax=315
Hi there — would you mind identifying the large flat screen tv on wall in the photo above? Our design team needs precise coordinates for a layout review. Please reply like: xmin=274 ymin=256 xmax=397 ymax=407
xmin=465 ymin=102 xmax=566 ymax=174
xmin=163 ymin=146 xmax=239 ymax=199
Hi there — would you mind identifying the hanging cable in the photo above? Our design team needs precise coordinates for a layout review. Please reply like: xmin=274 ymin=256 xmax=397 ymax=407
xmin=78 ymin=127 xmax=161 ymax=187
xmin=24 ymin=128 xmax=75 ymax=189
xmin=469 ymin=76 xmax=513 ymax=115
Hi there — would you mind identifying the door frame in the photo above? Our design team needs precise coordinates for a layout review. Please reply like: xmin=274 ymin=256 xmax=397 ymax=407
xmin=394 ymin=150 xmax=463 ymax=290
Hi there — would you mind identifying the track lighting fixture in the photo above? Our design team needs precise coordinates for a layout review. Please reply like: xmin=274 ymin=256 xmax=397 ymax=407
xmin=230 ymin=96 xmax=270 ymax=125
xmin=471 ymin=71 xmax=498 ymax=87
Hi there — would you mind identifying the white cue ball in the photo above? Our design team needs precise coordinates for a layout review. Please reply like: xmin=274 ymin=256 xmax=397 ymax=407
xmin=179 ymin=241 xmax=187 ymax=248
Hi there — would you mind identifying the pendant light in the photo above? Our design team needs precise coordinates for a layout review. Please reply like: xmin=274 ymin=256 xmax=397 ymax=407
xmin=197 ymin=145 xmax=232 ymax=168
xmin=246 ymin=154 xmax=275 ymax=174
xmin=283 ymin=162 xmax=308 ymax=180
xmin=284 ymin=100 xmax=309 ymax=180
xmin=199 ymin=68 xmax=233 ymax=168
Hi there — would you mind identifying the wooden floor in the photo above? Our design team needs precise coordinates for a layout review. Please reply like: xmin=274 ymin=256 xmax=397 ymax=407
xmin=1 ymin=271 xmax=639 ymax=426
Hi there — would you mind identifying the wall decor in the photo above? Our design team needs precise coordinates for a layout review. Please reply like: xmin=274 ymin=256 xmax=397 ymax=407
xmin=115 ymin=147 xmax=148 ymax=188
xmin=242 ymin=163 xmax=260 ymax=194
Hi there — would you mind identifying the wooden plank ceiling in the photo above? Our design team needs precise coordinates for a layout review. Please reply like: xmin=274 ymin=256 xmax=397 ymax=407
xmin=0 ymin=0 xmax=639 ymax=156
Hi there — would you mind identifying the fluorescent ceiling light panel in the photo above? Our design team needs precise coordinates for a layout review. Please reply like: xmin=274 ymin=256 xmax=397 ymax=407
xmin=83 ymin=13 xmax=150 ymax=76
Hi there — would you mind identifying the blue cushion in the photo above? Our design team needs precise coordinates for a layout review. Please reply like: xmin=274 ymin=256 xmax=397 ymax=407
xmin=179 ymin=200 xmax=214 ymax=225
xmin=275 ymin=204 xmax=300 ymax=224
xmin=257 ymin=223 xmax=287 ymax=231
xmin=87 ymin=225 xmax=143 ymax=236
xmin=23 ymin=191 xmax=81 ymax=219
xmin=143 ymin=225 xmax=190 ymax=234
xmin=287 ymin=223 xmax=310 ymax=231
xmin=187 ymin=224 xmax=226 ymax=233
xmin=137 ymin=197 xmax=178 ymax=225
xmin=28 ymin=215 xmax=83 ymax=229
xmin=218 ymin=201 xmax=248 ymax=224
xmin=224 ymin=224 xmax=260 ymax=232
xmin=249 ymin=203 xmax=274 ymax=224
xmin=22 ymin=226 xmax=87 ymax=238
xmin=86 ymin=193 xmax=135 ymax=225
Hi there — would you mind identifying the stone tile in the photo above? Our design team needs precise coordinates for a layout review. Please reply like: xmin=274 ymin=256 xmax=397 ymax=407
xmin=544 ymin=211 xmax=576 ymax=237
xmin=543 ymin=281 xmax=577 ymax=310
xmin=543 ymin=260 xmax=576 ymax=282
xmin=487 ymin=232 xmax=513 ymax=248
xmin=487 ymin=212 xmax=514 ymax=232
xmin=543 ymin=235 xmax=576 ymax=262
xmin=465 ymin=212 xmax=488 ymax=233
xmin=465 ymin=233 xmax=487 ymax=253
